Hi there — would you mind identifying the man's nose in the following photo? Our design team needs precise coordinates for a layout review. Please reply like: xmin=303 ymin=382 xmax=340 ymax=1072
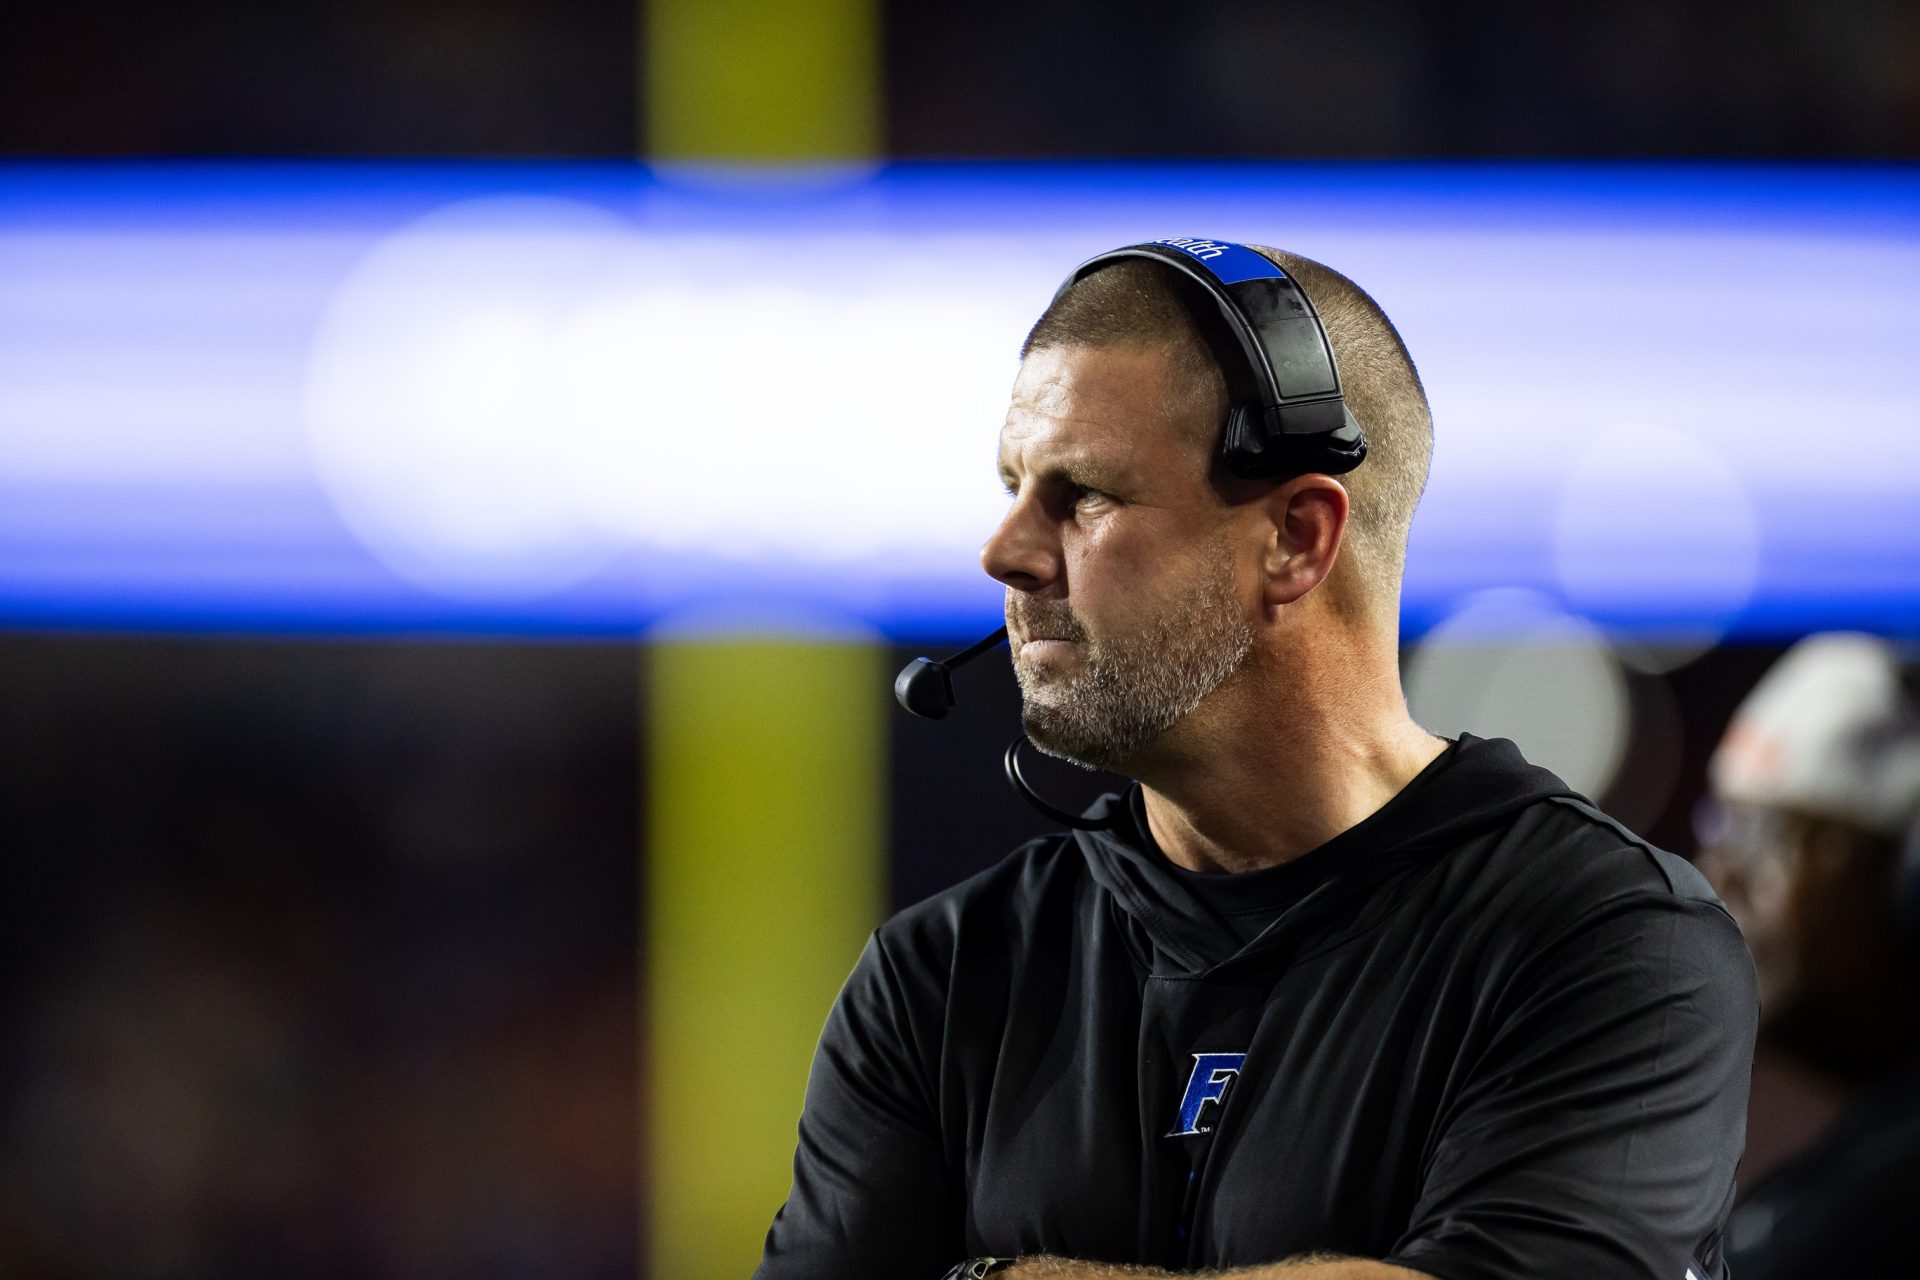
xmin=980 ymin=498 xmax=1062 ymax=595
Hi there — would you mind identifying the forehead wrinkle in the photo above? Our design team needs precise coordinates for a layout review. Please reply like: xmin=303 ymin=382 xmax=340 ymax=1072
xmin=999 ymin=354 xmax=1178 ymax=484
xmin=1026 ymin=340 xmax=1219 ymax=443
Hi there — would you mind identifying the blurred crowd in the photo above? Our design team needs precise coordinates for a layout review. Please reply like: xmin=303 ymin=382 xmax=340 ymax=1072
xmin=7 ymin=631 xmax=1919 ymax=1276
xmin=0 ymin=640 xmax=638 ymax=1278
xmin=4 ymin=0 xmax=1917 ymax=157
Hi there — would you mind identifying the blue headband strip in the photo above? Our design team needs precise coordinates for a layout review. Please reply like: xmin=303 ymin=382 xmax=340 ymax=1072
xmin=1149 ymin=237 xmax=1287 ymax=286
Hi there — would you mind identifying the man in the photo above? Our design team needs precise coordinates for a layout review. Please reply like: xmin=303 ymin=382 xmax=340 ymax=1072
xmin=755 ymin=243 xmax=1756 ymax=1279
xmin=1696 ymin=633 xmax=1920 ymax=1278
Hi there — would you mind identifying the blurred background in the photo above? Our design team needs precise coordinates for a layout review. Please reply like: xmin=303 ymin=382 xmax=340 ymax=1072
xmin=3 ymin=2 xmax=1917 ymax=1278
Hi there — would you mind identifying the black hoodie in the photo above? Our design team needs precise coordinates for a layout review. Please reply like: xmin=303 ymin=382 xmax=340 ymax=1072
xmin=755 ymin=734 xmax=1757 ymax=1280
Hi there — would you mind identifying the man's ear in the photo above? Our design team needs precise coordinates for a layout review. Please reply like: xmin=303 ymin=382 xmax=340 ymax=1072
xmin=1260 ymin=474 xmax=1349 ymax=608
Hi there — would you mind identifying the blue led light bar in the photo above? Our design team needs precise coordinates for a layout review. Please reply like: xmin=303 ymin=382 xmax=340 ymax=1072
xmin=1 ymin=162 xmax=1916 ymax=639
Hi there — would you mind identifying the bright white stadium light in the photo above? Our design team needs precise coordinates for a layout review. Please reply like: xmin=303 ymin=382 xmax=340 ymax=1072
xmin=304 ymin=198 xmax=1042 ymax=599
xmin=1552 ymin=420 xmax=1761 ymax=665
xmin=1405 ymin=588 xmax=1631 ymax=800
xmin=0 ymin=164 xmax=1913 ymax=632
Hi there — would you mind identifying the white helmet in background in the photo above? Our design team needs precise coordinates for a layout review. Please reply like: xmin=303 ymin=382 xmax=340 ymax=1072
xmin=1710 ymin=633 xmax=1920 ymax=842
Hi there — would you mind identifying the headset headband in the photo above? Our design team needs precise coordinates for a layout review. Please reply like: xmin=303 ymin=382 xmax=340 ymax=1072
xmin=1056 ymin=238 xmax=1367 ymax=478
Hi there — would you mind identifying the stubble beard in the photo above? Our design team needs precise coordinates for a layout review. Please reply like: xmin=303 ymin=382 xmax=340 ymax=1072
xmin=1010 ymin=549 xmax=1254 ymax=774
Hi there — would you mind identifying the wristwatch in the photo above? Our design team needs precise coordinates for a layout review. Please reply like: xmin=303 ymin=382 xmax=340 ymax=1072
xmin=941 ymin=1260 xmax=1015 ymax=1280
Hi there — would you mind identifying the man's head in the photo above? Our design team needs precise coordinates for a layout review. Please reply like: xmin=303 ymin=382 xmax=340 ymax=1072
xmin=1699 ymin=633 xmax=1920 ymax=1082
xmin=980 ymin=248 xmax=1432 ymax=773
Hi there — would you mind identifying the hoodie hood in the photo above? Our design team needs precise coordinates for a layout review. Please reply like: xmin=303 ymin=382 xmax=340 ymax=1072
xmin=1073 ymin=733 xmax=1577 ymax=977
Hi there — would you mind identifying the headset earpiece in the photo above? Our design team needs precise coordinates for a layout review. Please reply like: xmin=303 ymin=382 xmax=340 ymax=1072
xmin=1057 ymin=238 xmax=1369 ymax=481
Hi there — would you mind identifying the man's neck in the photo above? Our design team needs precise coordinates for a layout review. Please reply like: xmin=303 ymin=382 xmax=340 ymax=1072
xmin=1134 ymin=665 xmax=1447 ymax=876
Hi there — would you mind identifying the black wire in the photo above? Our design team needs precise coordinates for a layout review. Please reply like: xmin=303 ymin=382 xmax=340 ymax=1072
xmin=945 ymin=626 xmax=1008 ymax=668
xmin=1002 ymin=734 xmax=1116 ymax=831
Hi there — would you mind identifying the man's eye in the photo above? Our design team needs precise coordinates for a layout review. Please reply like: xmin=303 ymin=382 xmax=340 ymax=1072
xmin=1073 ymin=484 xmax=1108 ymax=507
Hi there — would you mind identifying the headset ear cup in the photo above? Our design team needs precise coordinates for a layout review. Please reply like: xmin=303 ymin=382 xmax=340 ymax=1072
xmin=1219 ymin=400 xmax=1366 ymax=480
xmin=1219 ymin=400 xmax=1268 ymax=476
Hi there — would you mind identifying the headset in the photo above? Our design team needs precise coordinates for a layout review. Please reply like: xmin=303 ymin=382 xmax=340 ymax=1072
xmin=893 ymin=238 xmax=1369 ymax=826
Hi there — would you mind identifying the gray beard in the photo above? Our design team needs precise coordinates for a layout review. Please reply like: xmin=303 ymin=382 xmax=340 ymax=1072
xmin=1011 ymin=553 xmax=1254 ymax=773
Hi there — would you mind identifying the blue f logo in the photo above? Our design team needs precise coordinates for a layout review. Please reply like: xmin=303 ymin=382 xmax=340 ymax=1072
xmin=1169 ymin=1052 xmax=1246 ymax=1136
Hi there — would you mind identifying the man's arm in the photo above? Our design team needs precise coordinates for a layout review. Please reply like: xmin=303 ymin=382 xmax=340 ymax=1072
xmin=1382 ymin=874 xmax=1757 ymax=1280
xmin=999 ymin=1255 xmax=1429 ymax=1279
xmin=996 ymin=870 xmax=1753 ymax=1280
xmin=755 ymin=933 xmax=961 ymax=1280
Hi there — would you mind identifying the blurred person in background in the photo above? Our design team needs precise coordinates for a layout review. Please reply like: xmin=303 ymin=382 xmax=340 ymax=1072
xmin=1698 ymin=632 xmax=1920 ymax=1278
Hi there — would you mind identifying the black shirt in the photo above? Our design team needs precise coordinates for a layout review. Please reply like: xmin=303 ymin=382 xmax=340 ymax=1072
xmin=1130 ymin=784 xmax=1322 ymax=951
xmin=1722 ymin=1065 xmax=1920 ymax=1278
xmin=755 ymin=734 xmax=1758 ymax=1280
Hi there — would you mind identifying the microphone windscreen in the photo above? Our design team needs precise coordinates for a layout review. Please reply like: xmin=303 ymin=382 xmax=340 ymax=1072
xmin=894 ymin=658 xmax=955 ymax=720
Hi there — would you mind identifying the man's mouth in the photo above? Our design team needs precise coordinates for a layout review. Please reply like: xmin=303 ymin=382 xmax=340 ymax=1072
xmin=1016 ymin=636 xmax=1080 ymax=661
xmin=1007 ymin=603 xmax=1086 ymax=656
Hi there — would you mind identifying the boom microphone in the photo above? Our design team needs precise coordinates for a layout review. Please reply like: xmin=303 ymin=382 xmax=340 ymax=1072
xmin=893 ymin=628 xmax=1008 ymax=719
xmin=893 ymin=627 xmax=1119 ymax=831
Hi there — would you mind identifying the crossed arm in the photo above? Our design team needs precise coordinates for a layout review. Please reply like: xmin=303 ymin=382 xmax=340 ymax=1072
xmin=998 ymin=1256 xmax=1430 ymax=1279
xmin=761 ymin=893 xmax=1756 ymax=1280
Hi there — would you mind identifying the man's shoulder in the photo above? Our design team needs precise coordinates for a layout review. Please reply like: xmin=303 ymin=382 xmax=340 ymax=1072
xmin=1516 ymin=792 xmax=1729 ymax=912
xmin=871 ymin=832 xmax=1098 ymax=990
xmin=874 ymin=832 xmax=1089 ymax=968
xmin=1453 ymin=790 xmax=1750 ymax=976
